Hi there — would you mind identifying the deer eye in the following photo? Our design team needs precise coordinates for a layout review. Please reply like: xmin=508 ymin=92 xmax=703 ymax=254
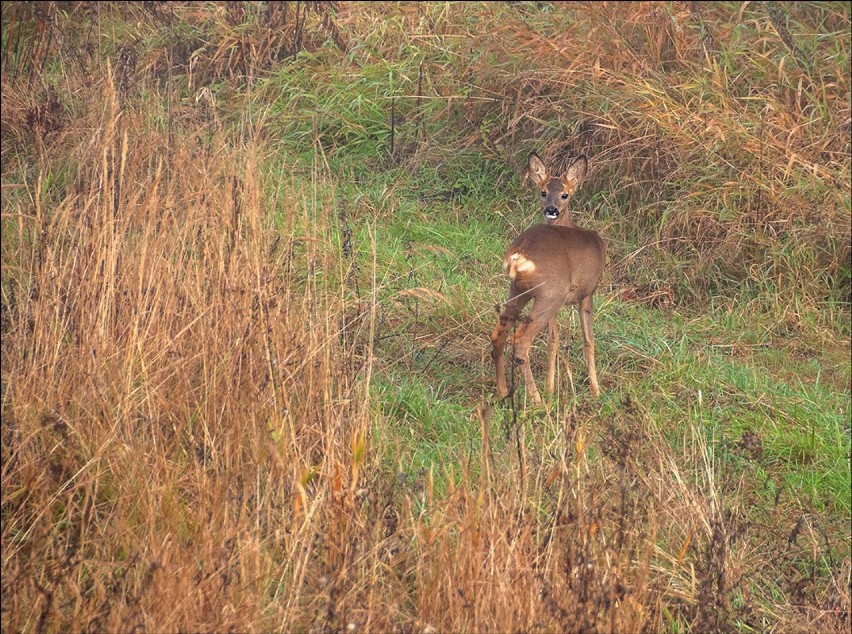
xmin=540 ymin=191 xmax=546 ymax=197
xmin=561 ymin=193 xmax=569 ymax=200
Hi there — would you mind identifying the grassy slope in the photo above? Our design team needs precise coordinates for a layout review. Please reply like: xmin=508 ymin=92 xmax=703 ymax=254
xmin=2 ymin=2 xmax=850 ymax=632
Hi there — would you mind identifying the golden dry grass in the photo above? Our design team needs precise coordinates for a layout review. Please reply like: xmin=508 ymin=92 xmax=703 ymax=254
xmin=2 ymin=2 xmax=850 ymax=632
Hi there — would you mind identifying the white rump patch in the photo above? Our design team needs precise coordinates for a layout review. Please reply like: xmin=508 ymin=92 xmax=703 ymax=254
xmin=506 ymin=252 xmax=536 ymax=279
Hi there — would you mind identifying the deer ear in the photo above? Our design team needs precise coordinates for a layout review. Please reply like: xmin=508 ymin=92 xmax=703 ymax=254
xmin=564 ymin=155 xmax=588 ymax=189
xmin=528 ymin=152 xmax=548 ymax=186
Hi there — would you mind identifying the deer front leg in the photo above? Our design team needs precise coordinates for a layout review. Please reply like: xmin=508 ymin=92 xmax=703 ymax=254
xmin=578 ymin=295 xmax=600 ymax=397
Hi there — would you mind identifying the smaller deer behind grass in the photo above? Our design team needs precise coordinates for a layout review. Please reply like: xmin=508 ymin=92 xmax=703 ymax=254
xmin=491 ymin=152 xmax=605 ymax=404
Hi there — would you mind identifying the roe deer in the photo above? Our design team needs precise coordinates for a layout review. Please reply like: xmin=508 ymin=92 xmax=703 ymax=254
xmin=490 ymin=152 xmax=605 ymax=404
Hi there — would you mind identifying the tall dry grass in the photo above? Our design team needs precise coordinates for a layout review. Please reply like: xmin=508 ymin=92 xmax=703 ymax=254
xmin=341 ymin=1 xmax=851 ymax=306
xmin=2 ymin=2 xmax=850 ymax=632
xmin=1 ymin=57 xmax=373 ymax=629
xmin=3 ymin=60 xmax=663 ymax=630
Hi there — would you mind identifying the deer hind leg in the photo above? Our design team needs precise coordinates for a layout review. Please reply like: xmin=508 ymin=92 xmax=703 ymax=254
xmin=491 ymin=289 xmax=529 ymax=399
xmin=512 ymin=296 xmax=560 ymax=406
xmin=578 ymin=294 xmax=600 ymax=397
xmin=546 ymin=316 xmax=559 ymax=395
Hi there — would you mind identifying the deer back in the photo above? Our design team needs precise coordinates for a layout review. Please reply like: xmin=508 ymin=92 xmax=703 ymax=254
xmin=504 ymin=224 xmax=605 ymax=305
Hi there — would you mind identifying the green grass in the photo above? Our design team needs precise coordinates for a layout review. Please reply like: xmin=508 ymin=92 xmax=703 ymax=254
xmin=2 ymin=2 xmax=849 ymax=632
xmin=364 ymin=239 xmax=851 ymax=514
xmin=312 ymin=135 xmax=850 ymax=517
xmin=277 ymin=68 xmax=849 ymax=515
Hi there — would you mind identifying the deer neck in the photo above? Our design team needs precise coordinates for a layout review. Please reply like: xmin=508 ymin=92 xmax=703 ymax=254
xmin=547 ymin=215 xmax=579 ymax=229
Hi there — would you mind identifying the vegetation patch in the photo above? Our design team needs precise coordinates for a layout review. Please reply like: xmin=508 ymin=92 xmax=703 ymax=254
xmin=2 ymin=2 xmax=849 ymax=632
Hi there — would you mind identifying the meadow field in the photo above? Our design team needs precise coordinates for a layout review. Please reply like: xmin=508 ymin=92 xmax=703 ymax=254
xmin=1 ymin=2 xmax=849 ymax=631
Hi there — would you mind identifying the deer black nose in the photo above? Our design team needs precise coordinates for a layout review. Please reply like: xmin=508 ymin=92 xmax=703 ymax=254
xmin=544 ymin=206 xmax=559 ymax=218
